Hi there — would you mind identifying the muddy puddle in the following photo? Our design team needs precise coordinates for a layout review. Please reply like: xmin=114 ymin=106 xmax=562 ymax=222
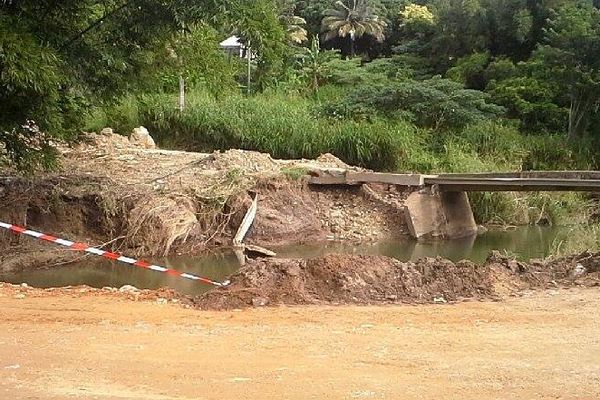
xmin=0 ymin=226 xmax=568 ymax=295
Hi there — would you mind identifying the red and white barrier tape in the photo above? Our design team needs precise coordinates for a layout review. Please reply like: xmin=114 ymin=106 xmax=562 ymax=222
xmin=0 ymin=222 xmax=227 ymax=287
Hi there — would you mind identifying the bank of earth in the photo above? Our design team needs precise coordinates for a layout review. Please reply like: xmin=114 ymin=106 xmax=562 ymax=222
xmin=0 ymin=131 xmax=410 ymax=272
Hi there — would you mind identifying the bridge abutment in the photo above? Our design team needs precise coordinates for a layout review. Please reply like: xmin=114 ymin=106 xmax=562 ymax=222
xmin=404 ymin=188 xmax=478 ymax=240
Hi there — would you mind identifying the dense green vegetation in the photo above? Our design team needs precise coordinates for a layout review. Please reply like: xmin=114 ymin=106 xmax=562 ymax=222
xmin=1 ymin=0 xmax=600 ymax=226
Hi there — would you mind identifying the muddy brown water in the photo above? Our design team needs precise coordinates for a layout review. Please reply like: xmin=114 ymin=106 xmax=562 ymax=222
xmin=0 ymin=227 xmax=570 ymax=295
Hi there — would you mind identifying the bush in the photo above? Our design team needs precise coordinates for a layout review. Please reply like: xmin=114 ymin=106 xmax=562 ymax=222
xmin=446 ymin=52 xmax=491 ymax=90
xmin=487 ymin=76 xmax=567 ymax=133
xmin=320 ymin=77 xmax=505 ymax=130
xmin=469 ymin=192 xmax=594 ymax=226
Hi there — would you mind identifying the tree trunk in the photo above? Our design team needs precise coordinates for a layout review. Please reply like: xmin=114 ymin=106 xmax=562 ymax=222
xmin=178 ymin=75 xmax=185 ymax=112
xmin=350 ymin=38 xmax=355 ymax=58
xmin=568 ymin=89 xmax=596 ymax=139
xmin=247 ymin=41 xmax=252 ymax=95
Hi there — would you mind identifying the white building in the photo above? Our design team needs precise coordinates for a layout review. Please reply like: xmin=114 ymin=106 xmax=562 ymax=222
xmin=219 ymin=35 xmax=254 ymax=59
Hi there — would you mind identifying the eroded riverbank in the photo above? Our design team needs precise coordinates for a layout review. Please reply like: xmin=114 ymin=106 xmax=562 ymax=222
xmin=0 ymin=132 xmax=410 ymax=273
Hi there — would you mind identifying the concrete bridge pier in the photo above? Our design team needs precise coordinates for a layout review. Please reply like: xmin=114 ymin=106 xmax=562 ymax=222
xmin=404 ymin=187 xmax=478 ymax=240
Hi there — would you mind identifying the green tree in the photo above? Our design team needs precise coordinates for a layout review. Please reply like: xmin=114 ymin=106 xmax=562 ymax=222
xmin=232 ymin=0 xmax=288 ymax=91
xmin=428 ymin=0 xmax=487 ymax=71
xmin=284 ymin=15 xmax=309 ymax=44
xmin=446 ymin=52 xmax=491 ymax=90
xmin=321 ymin=0 xmax=388 ymax=57
xmin=535 ymin=1 xmax=600 ymax=138
xmin=160 ymin=24 xmax=239 ymax=109
xmin=0 ymin=0 xmax=188 ymax=169
xmin=322 ymin=77 xmax=505 ymax=130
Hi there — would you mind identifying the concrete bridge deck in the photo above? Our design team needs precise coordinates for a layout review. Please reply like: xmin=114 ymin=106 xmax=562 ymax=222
xmin=308 ymin=169 xmax=600 ymax=192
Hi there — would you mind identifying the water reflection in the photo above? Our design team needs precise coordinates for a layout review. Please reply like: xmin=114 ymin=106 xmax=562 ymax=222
xmin=0 ymin=226 xmax=565 ymax=296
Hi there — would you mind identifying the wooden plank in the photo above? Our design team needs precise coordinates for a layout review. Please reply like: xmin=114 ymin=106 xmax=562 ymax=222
xmin=346 ymin=172 xmax=425 ymax=186
xmin=308 ymin=168 xmax=426 ymax=186
xmin=426 ymin=177 xmax=600 ymax=192
xmin=233 ymin=193 xmax=258 ymax=246
xmin=308 ymin=175 xmax=348 ymax=185
xmin=307 ymin=168 xmax=600 ymax=191
xmin=436 ymin=171 xmax=600 ymax=180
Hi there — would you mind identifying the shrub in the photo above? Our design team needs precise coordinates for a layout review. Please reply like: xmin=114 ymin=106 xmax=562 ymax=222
xmin=320 ymin=77 xmax=505 ymax=130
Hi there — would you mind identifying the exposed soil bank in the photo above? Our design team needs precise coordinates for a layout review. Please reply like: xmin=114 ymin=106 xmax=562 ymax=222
xmin=0 ymin=133 xmax=407 ymax=272
xmin=195 ymin=251 xmax=600 ymax=310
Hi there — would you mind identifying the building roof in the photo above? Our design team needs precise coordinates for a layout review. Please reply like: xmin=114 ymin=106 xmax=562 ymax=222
xmin=219 ymin=35 xmax=243 ymax=48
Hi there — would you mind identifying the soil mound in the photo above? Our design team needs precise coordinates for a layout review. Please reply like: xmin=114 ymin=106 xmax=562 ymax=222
xmin=195 ymin=252 xmax=600 ymax=310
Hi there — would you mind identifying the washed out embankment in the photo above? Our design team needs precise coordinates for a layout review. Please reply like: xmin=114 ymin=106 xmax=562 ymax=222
xmin=194 ymin=251 xmax=600 ymax=310
xmin=0 ymin=131 xmax=408 ymax=273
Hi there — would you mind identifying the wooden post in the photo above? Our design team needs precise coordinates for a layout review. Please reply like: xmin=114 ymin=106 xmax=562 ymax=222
xmin=178 ymin=75 xmax=185 ymax=112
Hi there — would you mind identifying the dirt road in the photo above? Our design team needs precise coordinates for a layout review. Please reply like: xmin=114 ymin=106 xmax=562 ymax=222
xmin=1 ymin=286 xmax=599 ymax=400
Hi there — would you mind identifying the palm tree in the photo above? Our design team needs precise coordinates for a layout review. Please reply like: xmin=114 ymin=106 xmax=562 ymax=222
xmin=283 ymin=15 xmax=308 ymax=44
xmin=321 ymin=0 xmax=387 ymax=58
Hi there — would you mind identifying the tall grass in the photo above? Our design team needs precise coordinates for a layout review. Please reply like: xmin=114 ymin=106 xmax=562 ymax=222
xmin=120 ymin=91 xmax=428 ymax=171
xmin=551 ymin=223 xmax=600 ymax=255
xmin=469 ymin=192 xmax=595 ymax=226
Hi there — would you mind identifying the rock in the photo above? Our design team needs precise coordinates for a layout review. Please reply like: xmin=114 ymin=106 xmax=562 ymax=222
xmin=251 ymin=297 xmax=269 ymax=307
xmin=285 ymin=264 xmax=301 ymax=277
xmin=100 ymin=127 xmax=114 ymax=136
xmin=330 ymin=210 xmax=343 ymax=219
xmin=486 ymin=250 xmax=506 ymax=264
xmin=433 ymin=296 xmax=447 ymax=304
xmin=13 ymin=294 xmax=26 ymax=299
xmin=20 ymin=283 xmax=28 ymax=288
xmin=129 ymin=126 xmax=156 ymax=149
xmin=244 ymin=244 xmax=276 ymax=259
xmin=156 ymin=298 xmax=168 ymax=305
xmin=572 ymin=264 xmax=587 ymax=278
xmin=119 ymin=284 xmax=139 ymax=293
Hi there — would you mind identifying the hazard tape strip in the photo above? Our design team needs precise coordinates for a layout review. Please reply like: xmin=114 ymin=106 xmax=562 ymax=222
xmin=0 ymin=221 xmax=227 ymax=287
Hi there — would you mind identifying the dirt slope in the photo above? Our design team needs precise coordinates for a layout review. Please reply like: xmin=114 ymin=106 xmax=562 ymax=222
xmin=0 ymin=133 xmax=408 ymax=271
xmin=195 ymin=251 xmax=600 ymax=310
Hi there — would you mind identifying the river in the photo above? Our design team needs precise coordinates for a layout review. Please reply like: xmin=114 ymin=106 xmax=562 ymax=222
xmin=0 ymin=226 xmax=575 ymax=295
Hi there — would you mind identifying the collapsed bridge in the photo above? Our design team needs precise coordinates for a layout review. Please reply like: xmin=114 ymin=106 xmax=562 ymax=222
xmin=308 ymin=169 xmax=600 ymax=240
